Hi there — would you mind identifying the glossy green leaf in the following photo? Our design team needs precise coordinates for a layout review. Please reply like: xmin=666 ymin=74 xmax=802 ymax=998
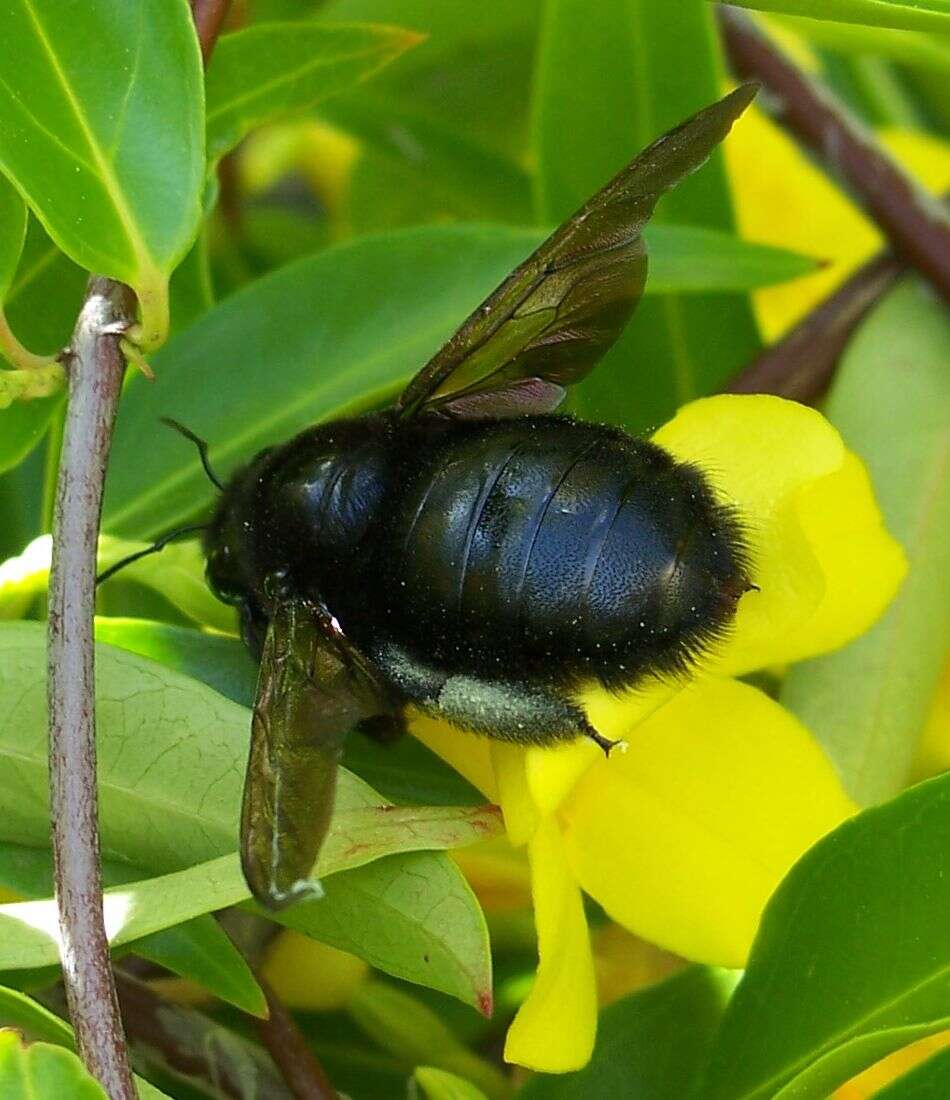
xmin=103 ymin=222 xmax=809 ymax=538
xmin=724 ymin=0 xmax=950 ymax=34
xmin=0 ymin=841 xmax=267 ymax=1016
xmin=0 ymin=1031 xmax=106 ymax=1100
xmin=0 ymin=0 xmax=205 ymax=348
xmin=873 ymin=1048 xmax=950 ymax=1099
xmin=0 ymin=622 xmax=494 ymax=1007
xmin=533 ymin=0 xmax=760 ymax=435
xmin=326 ymin=92 xmax=533 ymax=230
xmin=414 ymin=1066 xmax=491 ymax=1100
xmin=99 ymin=535 xmax=236 ymax=633
xmin=782 ymin=279 xmax=950 ymax=805
xmin=94 ymin=617 xmax=258 ymax=703
xmin=206 ymin=21 xmax=421 ymax=162
xmin=93 ymin=618 xmax=484 ymax=807
xmin=519 ymin=967 xmax=733 ymax=1099
xmin=698 ymin=773 xmax=950 ymax=1100
xmin=168 ymin=229 xmax=214 ymax=335
xmin=0 ymin=220 xmax=84 ymax=474
xmin=0 ymin=806 xmax=500 ymax=973
xmin=349 ymin=979 xmax=508 ymax=1098
xmin=644 ymin=225 xmax=816 ymax=292
xmin=0 ymin=175 xmax=26 ymax=302
xmin=0 ymin=987 xmax=171 ymax=1100
xmin=320 ymin=0 xmax=541 ymax=151
xmin=770 ymin=12 xmax=950 ymax=74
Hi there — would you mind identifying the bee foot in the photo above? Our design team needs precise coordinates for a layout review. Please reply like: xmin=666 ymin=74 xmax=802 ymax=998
xmin=587 ymin=728 xmax=627 ymax=758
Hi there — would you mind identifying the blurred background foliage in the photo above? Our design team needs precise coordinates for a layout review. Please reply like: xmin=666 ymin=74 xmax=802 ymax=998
xmin=0 ymin=0 xmax=948 ymax=1098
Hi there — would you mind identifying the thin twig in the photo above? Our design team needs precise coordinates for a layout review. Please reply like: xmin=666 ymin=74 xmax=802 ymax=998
xmin=257 ymin=976 xmax=341 ymax=1100
xmin=113 ymin=974 xmax=294 ymax=1100
xmin=48 ymin=277 xmax=138 ymax=1100
xmin=190 ymin=0 xmax=232 ymax=63
xmin=46 ymin=7 xmax=233 ymax=1096
xmin=717 ymin=5 xmax=950 ymax=303
xmin=724 ymin=250 xmax=902 ymax=401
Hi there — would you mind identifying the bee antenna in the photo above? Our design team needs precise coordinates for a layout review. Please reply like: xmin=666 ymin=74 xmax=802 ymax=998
xmin=161 ymin=417 xmax=225 ymax=492
xmin=96 ymin=523 xmax=209 ymax=587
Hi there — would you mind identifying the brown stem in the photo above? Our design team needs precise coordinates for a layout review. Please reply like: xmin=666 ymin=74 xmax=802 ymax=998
xmin=47 ymin=278 xmax=138 ymax=1100
xmin=45 ymin=8 xmax=233 ymax=1096
xmin=113 ymin=974 xmax=294 ymax=1100
xmin=257 ymin=977 xmax=340 ymax=1100
xmin=724 ymin=250 xmax=902 ymax=401
xmin=717 ymin=5 xmax=950 ymax=303
xmin=190 ymin=0 xmax=233 ymax=63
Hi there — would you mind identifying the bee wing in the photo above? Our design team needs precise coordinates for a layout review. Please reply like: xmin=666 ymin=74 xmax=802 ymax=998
xmin=397 ymin=85 xmax=756 ymax=422
xmin=241 ymin=597 xmax=388 ymax=911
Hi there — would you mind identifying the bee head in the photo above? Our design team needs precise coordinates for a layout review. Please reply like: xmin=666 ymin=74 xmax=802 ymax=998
xmin=204 ymin=449 xmax=276 ymax=630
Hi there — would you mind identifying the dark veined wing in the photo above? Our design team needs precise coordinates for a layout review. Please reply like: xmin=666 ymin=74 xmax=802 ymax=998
xmin=397 ymin=84 xmax=757 ymax=421
xmin=241 ymin=597 xmax=389 ymax=911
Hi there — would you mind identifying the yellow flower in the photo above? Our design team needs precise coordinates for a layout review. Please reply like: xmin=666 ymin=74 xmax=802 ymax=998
xmin=725 ymin=107 xmax=950 ymax=341
xmin=412 ymin=395 xmax=906 ymax=1072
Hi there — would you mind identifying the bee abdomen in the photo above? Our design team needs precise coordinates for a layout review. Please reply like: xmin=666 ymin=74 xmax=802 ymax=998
xmin=382 ymin=416 xmax=748 ymax=689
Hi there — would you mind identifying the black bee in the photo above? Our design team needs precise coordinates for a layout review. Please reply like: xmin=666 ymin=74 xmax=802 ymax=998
xmin=199 ymin=87 xmax=757 ymax=910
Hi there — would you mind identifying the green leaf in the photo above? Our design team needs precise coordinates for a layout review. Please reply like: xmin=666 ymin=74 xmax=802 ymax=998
xmin=532 ymin=0 xmax=760 ymax=435
xmin=0 ymin=0 xmax=205 ymax=348
xmin=0 ymin=986 xmax=74 ymax=1046
xmin=0 ymin=1031 xmax=106 ymax=1100
xmin=348 ymin=979 xmax=509 ymax=1098
xmin=275 ymin=850 xmax=494 ymax=1014
xmin=93 ymin=618 xmax=484 ymax=807
xmin=724 ymin=0 xmax=950 ymax=34
xmin=0 ymin=622 xmax=495 ymax=1007
xmin=414 ymin=1066 xmax=491 ymax=1100
xmin=519 ymin=967 xmax=733 ymax=1099
xmin=0 ymin=219 xmax=84 ymax=474
xmin=873 ymin=1048 xmax=950 ymax=1099
xmin=98 ymin=535 xmax=236 ymax=633
xmin=326 ymin=91 xmax=533 ymax=231
xmin=0 ymin=175 xmax=26 ymax=302
xmin=94 ymin=617 xmax=258 ymax=704
xmin=0 ymin=841 xmax=267 ymax=1017
xmin=0 ymin=816 xmax=502 ymax=974
xmin=697 ymin=773 xmax=950 ymax=1100
xmin=782 ymin=279 xmax=950 ymax=805
xmin=769 ymin=12 xmax=950 ymax=75
xmin=644 ymin=225 xmax=816 ymax=293
xmin=103 ymin=222 xmax=806 ymax=538
xmin=0 ymin=987 xmax=172 ymax=1100
xmin=205 ymin=21 xmax=421 ymax=162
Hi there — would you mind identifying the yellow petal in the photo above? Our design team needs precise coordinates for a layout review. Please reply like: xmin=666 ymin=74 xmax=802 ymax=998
xmin=409 ymin=710 xmax=498 ymax=803
xmin=654 ymin=394 xmax=903 ymax=675
xmin=781 ymin=451 xmax=906 ymax=661
xmin=726 ymin=103 xmax=950 ymax=340
xmin=560 ymin=677 xmax=855 ymax=967
xmin=525 ymin=682 xmax=680 ymax=815
xmin=490 ymin=742 xmax=538 ymax=845
xmin=504 ymin=816 xmax=597 ymax=1072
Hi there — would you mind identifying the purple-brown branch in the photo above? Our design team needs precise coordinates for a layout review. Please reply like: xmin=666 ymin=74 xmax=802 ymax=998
xmin=48 ymin=278 xmax=138 ymax=1099
xmin=191 ymin=0 xmax=232 ymax=62
xmin=718 ymin=5 xmax=950 ymax=303
xmin=725 ymin=249 xmax=902 ymax=402
xmin=46 ymin=6 xmax=233 ymax=1098
xmin=257 ymin=977 xmax=341 ymax=1100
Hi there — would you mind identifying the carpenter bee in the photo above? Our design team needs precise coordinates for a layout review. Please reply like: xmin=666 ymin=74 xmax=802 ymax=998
xmin=183 ymin=87 xmax=758 ymax=910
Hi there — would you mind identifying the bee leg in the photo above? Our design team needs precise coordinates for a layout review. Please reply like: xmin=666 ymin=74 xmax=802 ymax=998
xmin=581 ymin=722 xmax=628 ymax=758
xmin=433 ymin=675 xmax=600 ymax=749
